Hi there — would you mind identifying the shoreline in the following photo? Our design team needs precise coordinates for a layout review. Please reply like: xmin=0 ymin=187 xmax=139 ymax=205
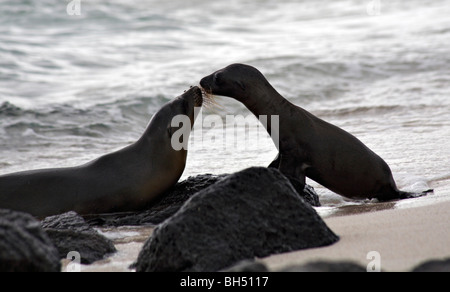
xmin=79 ymin=191 xmax=450 ymax=272
xmin=263 ymin=199 xmax=450 ymax=272
xmin=64 ymin=176 xmax=450 ymax=272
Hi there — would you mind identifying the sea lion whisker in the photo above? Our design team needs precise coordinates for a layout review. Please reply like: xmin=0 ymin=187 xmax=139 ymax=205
xmin=201 ymin=87 xmax=223 ymax=112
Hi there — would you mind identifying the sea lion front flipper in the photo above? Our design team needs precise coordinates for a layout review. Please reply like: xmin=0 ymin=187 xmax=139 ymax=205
xmin=278 ymin=155 xmax=305 ymax=195
xmin=284 ymin=175 xmax=320 ymax=207
xmin=278 ymin=155 xmax=305 ymax=185
xmin=277 ymin=155 xmax=320 ymax=206
xmin=303 ymin=184 xmax=321 ymax=207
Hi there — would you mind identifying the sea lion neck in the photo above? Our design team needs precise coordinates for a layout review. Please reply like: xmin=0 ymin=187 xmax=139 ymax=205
xmin=242 ymin=81 xmax=287 ymax=118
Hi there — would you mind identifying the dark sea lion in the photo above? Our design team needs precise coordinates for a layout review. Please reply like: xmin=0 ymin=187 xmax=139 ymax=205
xmin=0 ymin=86 xmax=203 ymax=218
xmin=200 ymin=64 xmax=432 ymax=201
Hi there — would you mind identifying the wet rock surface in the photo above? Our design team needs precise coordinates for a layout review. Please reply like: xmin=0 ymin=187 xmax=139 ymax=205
xmin=42 ymin=211 xmax=94 ymax=233
xmin=41 ymin=211 xmax=116 ymax=265
xmin=135 ymin=167 xmax=338 ymax=272
xmin=0 ymin=209 xmax=61 ymax=272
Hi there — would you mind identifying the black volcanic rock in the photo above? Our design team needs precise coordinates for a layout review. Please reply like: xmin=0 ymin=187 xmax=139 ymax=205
xmin=0 ymin=209 xmax=61 ymax=272
xmin=84 ymin=172 xmax=319 ymax=228
xmin=135 ymin=167 xmax=338 ymax=272
xmin=221 ymin=260 xmax=270 ymax=272
xmin=223 ymin=260 xmax=366 ymax=272
xmin=412 ymin=258 xmax=450 ymax=272
xmin=279 ymin=261 xmax=367 ymax=272
xmin=41 ymin=212 xmax=116 ymax=265
xmin=41 ymin=211 xmax=94 ymax=233
xmin=85 ymin=174 xmax=228 ymax=227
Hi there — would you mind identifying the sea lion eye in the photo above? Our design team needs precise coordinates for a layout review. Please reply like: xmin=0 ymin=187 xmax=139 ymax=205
xmin=235 ymin=80 xmax=246 ymax=91
xmin=213 ymin=73 xmax=223 ymax=85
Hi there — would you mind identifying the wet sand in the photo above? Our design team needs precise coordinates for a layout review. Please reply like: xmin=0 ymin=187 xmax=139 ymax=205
xmin=64 ymin=226 xmax=154 ymax=273
xmin=263 ymin=199 xmax=450 ymax=272
xmin=262 ymin=178 xmax=450 ymax=272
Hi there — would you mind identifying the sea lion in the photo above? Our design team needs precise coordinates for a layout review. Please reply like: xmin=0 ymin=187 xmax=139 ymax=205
xmin=200 ymin=64 xmax=432 ymax=201
xmin=0 ymin=86 xmax=203 ymax=218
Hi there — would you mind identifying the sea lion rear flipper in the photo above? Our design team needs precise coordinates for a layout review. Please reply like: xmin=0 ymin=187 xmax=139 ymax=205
xmin=397 ymin=189 xmax=434 ymax=200
xmin=377 ymin=188 xmax=434 ymax=202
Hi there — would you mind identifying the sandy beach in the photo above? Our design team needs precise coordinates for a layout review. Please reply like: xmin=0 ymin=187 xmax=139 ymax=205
xmin=263 ymin=197 xmax=450 ymax=272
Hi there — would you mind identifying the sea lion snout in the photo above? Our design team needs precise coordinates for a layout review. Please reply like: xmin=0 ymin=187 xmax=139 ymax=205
xmin=199 ymin=75 xmax=213 ymax=94
xmin=192 ymin=86 xmax=204 ymax=107
xmin=182 ymin=86 xmax=203 ymax=107
xmin=200 ymin=71 xmax=233 ymax=98
xmin=200 ymin=64 xmax=252 ymax=100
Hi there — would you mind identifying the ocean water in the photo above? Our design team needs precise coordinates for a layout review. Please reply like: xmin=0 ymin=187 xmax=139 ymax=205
xmin=1 ymin=0 xmax=450 ymax=210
